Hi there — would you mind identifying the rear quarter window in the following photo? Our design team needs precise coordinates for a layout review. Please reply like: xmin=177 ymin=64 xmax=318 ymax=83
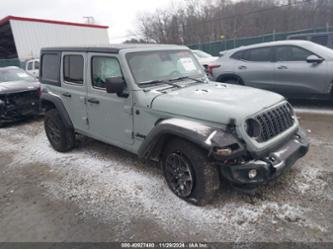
xmin=40 ymin=53 xmax=61 ymax=86
xmin=230 ymin=51 xmax=244 ymax=60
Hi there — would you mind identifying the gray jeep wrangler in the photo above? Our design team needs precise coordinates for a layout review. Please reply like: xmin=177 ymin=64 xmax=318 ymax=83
xmin=40 ymin=44 xmax=309 ymax=205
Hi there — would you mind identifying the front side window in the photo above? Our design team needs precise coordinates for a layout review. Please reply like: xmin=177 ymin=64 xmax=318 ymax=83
xmin=126 ymin=50 xmax=204 ymax=85
xmin=91 ymin=57 xmax=122 ymax=89
xmin=63 ymin=55 xmax=84 ymax=84
xmin=275 ymin=46 xmax=313 ymax=62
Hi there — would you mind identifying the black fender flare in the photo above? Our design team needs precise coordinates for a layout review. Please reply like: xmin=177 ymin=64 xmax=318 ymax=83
xmin=216 ymin=73 xmax=244 ymax=84
xmin=40 ymin=92 xmax=74 ymax=129
xmin=137 ymin=118 xmax=245 ymax=161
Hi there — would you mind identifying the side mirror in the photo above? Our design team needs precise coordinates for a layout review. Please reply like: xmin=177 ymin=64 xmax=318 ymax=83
xmin=105 ymin=77 xmax=126 ymax=94
xmin=306 ymin=55 xmax=324 ymax=64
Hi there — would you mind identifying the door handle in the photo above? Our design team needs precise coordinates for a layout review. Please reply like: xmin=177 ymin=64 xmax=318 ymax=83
xmin=62 ymin=92 xmax=72 ymax=98
xmin=238 ymin=65 xmax=247 ymax=70
xmin=87 ymin=98 xmax=100 ymax=104
xmin=277 ymin=65 xmax=288 ymax=70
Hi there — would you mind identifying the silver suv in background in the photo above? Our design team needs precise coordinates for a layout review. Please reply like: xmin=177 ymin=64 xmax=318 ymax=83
xmin=208 ymin=40 xmax=333 ymax=100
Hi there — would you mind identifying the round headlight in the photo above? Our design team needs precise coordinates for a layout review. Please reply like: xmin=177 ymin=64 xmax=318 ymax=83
xmin=245 ymin=118 xmax=261 ymax=138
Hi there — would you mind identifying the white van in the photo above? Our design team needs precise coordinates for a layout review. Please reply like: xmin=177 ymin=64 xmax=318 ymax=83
xmin=25 ymin=59 xmax=40 ymax=78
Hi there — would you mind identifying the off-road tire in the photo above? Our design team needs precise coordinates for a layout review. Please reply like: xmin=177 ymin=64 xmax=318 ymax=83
xmin=162 ymin=138 xmax=220 ymax=206
xmin=44 ymin=109 xmax=75 ymax=152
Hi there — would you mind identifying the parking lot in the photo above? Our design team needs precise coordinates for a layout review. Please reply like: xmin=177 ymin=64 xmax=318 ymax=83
xmin=0 ymin=109 xmax=332 ymax=242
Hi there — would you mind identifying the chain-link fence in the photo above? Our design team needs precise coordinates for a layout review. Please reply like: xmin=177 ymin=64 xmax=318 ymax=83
xmin=189 ymin=26 xmax=333 ymax=56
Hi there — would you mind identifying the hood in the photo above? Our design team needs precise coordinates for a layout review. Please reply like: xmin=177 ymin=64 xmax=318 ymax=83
xmin=0 ymin=80 xmax=40 ymax=94
xmin=151 ymin=82 xmax=285 ymax=126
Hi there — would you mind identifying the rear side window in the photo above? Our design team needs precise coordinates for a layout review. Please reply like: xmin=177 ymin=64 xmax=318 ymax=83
xmin=244 ymin=47 xmax=273 ymax=62
xmin=275 ymin=46 xmax=313 ymax=61
xmin=91 ymin=56 xmax=122 ymax=89
xmin=63 ymin=55 xmax=84 ymax=84
xmin=41 ymin=53 xmax=60 ymax=85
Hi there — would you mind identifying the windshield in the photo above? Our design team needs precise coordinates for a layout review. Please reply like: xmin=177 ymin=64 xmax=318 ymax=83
xmin=193 ymin=50 xmax=213 ymax=58
xmin=0 ymin=68 xmax=35 ymax=83
xmin=126 ymin=50 xmax=205 ymax=85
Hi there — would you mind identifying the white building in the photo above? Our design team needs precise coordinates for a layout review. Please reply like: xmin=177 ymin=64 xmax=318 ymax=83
xmin=0 ymin=16 xmax=110 ymax=62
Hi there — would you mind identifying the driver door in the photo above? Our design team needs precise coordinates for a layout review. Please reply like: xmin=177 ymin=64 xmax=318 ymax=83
xmin=273 ymin=45 xmax=329 ymax=96
xmin=86 ymin=53 xmax=134 ymax=146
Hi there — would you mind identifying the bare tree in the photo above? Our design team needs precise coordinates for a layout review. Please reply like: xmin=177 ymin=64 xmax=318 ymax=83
xmin=134 ymin=0 xmax=333 ymax=45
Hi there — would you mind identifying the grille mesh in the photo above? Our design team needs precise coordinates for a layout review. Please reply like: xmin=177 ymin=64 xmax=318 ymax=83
xmin=254 ymin=103 xmax=294 ymax=142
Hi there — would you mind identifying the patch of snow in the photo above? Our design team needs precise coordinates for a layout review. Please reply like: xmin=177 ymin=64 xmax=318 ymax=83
xmin=294 ymin=168 xmax=328 ymax=196
xmin=1 ymin=122 xmax=329 ymax=241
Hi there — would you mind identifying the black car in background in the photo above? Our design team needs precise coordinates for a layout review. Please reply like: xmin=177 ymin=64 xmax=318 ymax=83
xmin=0 ymin=67 xmax=41 ymax=126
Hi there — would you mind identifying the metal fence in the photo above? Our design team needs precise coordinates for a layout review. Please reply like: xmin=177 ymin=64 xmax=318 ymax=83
xmin=0 ymin=58 xmax=22 ymax=68
xmin=189 ymin=26 xmax=333 ymax=56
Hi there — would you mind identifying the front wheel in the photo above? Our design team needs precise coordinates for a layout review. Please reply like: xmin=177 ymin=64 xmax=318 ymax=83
xmin=162 ymin=138 xmax=220 ymax=206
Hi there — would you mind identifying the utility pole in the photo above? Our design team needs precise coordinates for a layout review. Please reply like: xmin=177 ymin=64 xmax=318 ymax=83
xmin=83 ymin=16 xmax=95 ymax=24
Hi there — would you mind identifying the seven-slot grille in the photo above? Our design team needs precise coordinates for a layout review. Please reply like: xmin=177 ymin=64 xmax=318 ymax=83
xmin=254 ymin=103 xmax=294 ymax=142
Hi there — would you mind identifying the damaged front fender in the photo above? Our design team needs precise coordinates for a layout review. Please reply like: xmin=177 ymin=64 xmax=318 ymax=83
xmin=137 ymin=118 xmax=246 ymax=161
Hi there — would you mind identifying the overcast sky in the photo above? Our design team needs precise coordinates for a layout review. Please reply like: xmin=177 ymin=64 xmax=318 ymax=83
xmin=0 ymin=0 xmax=187 ymax=43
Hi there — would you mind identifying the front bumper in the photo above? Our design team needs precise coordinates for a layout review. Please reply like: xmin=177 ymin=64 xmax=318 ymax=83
xmin=219 ymin=129 xmax=309 ymax=187
xmin=0 ymin=100 xmax=40 ymax=123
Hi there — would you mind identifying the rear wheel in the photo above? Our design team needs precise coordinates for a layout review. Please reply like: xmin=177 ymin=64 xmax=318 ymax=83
xmin=162 ymin=138 xmax=220 ymax=206
xmin=44 ymin=109 xmax=75 ymax=152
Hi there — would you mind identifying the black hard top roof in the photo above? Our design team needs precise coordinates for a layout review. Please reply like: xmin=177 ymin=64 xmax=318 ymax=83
xmin=41 ymin=44 xmax=187 ymax=54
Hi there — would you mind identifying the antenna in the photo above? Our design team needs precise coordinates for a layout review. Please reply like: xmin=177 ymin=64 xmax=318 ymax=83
xmin=83 ymin=16 xmax=95 ymax=24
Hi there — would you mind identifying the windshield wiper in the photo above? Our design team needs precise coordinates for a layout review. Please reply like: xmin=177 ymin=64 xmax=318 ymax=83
xmin=139 ymin=79 xmax=182 ymax=88
xmin=168 ymin=76 xmax=206 ymax=84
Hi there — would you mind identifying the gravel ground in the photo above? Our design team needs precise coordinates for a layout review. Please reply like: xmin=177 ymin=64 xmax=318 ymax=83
xmin=0 ymin=113 xmax=332 ymax=242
